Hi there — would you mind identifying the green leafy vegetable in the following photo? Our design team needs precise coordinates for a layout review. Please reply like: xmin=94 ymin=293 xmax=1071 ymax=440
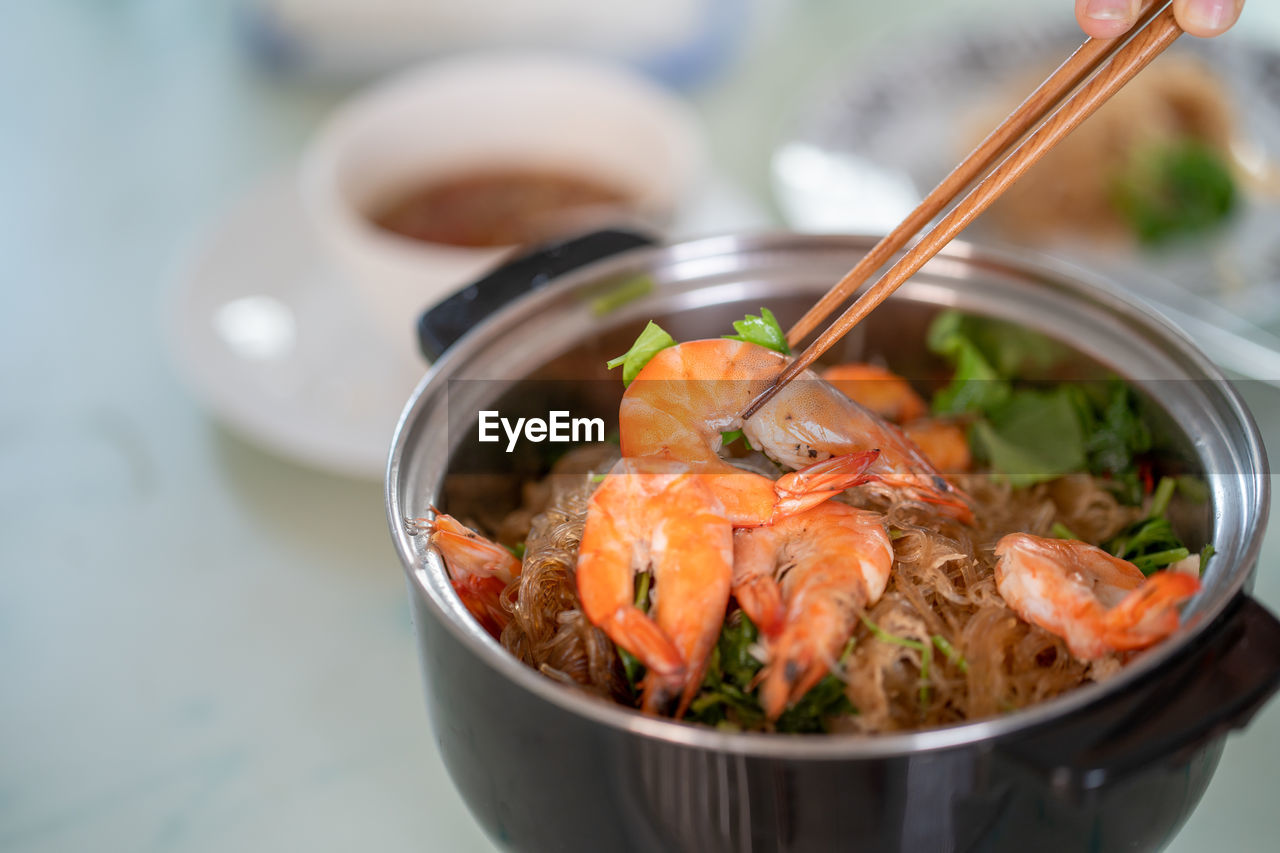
xmin=606 ymin=321 xmax=677 ymax=385
xmin=926 ymin=312 xmax=1152 ymax=496
xmin=505 ymin=542 xmax=526 ymax=559
xmin=616 ymin=572 xmax=655 ymax=692
xmin=1111 ymin=139 xmax=1236 ymax=245
xmin=685 ymin=612 xmax=768 ymax=730
xmin=1104 ymin=477 xmax=1201 ymax=575
xmin=720 ymin=429 xmax=753 ymax=451
xmin=685 ymin=612 xmax=855 ymax=733
xmin=927 ymin=312 xmax=1011 ymax=417
xmin=724 ymin=307 xmax=790 ymax=355
xmin=970 ymin=388 xmax=1087 ymax=486
xmin=1067 ymin=381 xmax=1153 ymax=504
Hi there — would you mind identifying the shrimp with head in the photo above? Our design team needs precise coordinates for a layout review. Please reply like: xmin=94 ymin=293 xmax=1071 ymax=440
xmin=732 ymin=501 xmax=894 ymax=719
xmin=415 ymin=511 xmax=521 ymax=639
xmin=994 ymin=533 xmax=1201 ymax=660
xmin=620 ymin=339 xmax=972 ymax=522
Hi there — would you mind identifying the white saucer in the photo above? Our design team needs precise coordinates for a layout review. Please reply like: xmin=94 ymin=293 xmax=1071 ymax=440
xmin=165 ymin=171 xmax=771 ymax=480
xmin=166 ymin=172 xmax=427 ymax=480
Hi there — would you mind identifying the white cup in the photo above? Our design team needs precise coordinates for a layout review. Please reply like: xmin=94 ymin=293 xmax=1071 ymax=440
xmin=300 ymin=50 xmax=707 ymax=367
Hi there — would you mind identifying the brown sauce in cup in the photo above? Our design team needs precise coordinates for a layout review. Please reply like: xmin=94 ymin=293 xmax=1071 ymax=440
xmin=372 ymin=168 xmax=632 ymax=248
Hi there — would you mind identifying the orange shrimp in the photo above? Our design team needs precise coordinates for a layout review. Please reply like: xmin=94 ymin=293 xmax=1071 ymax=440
xmin=903 ymin=418 xmax=971 ymax=474
xmin=994 ymin=533 xmax=1201 ymax=660
xmin=576 ymin=457 xmax=732 ymax=714
xmin=732 ymin=503 xmax=894 ymax=719
xmin=419 ymin=511 xmax=521 ymax=639
xmin=620 ymin=339 xmax=971 ymax=522
xmin=820 ymin=363 xmax=928 ymax=423
xmin=577 ymin=451 xmax=881 ymax=715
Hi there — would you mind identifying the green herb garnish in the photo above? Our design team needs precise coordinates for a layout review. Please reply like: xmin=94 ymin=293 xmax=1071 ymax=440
xmin=1104 ymin=477 xmax=1203 ymax=575
xmin=606 ymin=321 xmax=677 ymax=385
xmin=684 ymin=612 xmax=855 ymax=733
xmin=926 ymin=312 xmax=1152 ymax=496
xmin=725 ymin=307 xmax=790 ymax=355
xmin=1111 ymin=139 xmax=1236 ymax=245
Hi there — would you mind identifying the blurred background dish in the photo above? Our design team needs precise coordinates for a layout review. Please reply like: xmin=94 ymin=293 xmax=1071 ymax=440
xmin=242 ymin=0 xmax=787 ymax=88
xmin=300 ymin=50 xmax=709 ymax=369
xmin=773 ymin=21 xmax=1280 ymax=378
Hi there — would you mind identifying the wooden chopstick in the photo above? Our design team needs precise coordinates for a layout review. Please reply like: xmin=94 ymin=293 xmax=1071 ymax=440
xmin=743 ymin=3 xmax=1183 ymax=421
xmin=784 ymin=0 xmax=1165 ymax=349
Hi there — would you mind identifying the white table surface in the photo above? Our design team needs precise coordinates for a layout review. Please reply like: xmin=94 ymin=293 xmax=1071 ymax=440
xmin=4 ymin=1 xmax=1279 ymax=851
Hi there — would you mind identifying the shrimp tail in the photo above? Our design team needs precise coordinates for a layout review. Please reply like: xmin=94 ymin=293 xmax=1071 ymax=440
xmin=771 ymin=450 xmax=881 ymax=521
xmin=600 ymin=605 xmax=688 ymax=712
xmin=731 ymin=525 xmax=787 ymax=637
xmin=1100 ymin=570 xmax=1201 ymax=651
xmin=733 ymin=575 xmax=786 ymax=638
xmin=759 ymin=635 xmax=837 ymax=721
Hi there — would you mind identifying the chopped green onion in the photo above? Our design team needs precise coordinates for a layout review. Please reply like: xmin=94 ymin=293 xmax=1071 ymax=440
xmin=634 ymin=571 xmax=652 ymax=611
xmin=861 ymin=615 xmax=932 ymax=706
xmin=1148 ymin=476 xmax=1176 ymax=519
xmin=1131 ymin=547 xmax=1191 ymax=574
xmin=931 ymin=635 xmax=968 ymax=674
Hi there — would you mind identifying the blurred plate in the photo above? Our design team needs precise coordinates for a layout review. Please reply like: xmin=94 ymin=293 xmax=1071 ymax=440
xmin=772 ymin=21 xmax=1280 ymax=376
xmin=165 ymin=170 xmax=770 ymax=480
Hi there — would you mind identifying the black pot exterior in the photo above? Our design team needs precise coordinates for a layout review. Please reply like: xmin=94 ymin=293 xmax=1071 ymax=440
xmin=412 ymin=586 xmax=1225 ymax=853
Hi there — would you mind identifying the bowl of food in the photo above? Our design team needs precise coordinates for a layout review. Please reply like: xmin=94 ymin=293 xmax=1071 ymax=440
xmin=387 ymin=231 xmax=1280 ymax=852
xmin=300 ymin=51 xmax=704 ymax=367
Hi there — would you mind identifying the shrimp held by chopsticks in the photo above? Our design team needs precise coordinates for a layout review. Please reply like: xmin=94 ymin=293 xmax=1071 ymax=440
xmin=620 ymin=339 xmax=972 ymax=522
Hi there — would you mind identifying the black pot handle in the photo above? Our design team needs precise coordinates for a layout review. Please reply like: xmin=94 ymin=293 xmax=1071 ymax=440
xmin=417 ymin=228 xmax=657 ymax=361
xmin=1002 ymin=593 xmax=1280 ymax=795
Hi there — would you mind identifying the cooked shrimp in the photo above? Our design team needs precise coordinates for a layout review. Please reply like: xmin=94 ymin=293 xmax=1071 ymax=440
xmin=994 ymin=533 xmax=1201 ymax=660
xmin=821 ymin=363 xmax=928 ymax=423
xmin=419 ymin=511 xmax=521 ymax=639
xmin=621 ymin=339 xmax=971 ymax=522
xmin=903 ymin=418 xmax=971 ymax=474
xmin=576 ymin=457 xmax=732 ymax=715
xmin=732 ymin=503 xmax=894 ymax=719
xmin=577 ymin=450 xmax=881 ymax=715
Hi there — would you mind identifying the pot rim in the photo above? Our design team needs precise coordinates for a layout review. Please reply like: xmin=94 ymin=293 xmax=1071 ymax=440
xmin=387 ymin=231 xmax=1270 ymax=759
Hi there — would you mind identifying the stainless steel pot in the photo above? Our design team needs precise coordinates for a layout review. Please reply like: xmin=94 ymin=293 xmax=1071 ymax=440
xmin=387 ymin=231 xmax=1280 ymax=853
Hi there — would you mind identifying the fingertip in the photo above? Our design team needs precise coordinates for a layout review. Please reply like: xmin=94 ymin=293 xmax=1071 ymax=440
xmin=1174 ymin=0 xmax=1244 ymax=38
xmin=1075 ymin=0 xmax=1140 ymax=39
